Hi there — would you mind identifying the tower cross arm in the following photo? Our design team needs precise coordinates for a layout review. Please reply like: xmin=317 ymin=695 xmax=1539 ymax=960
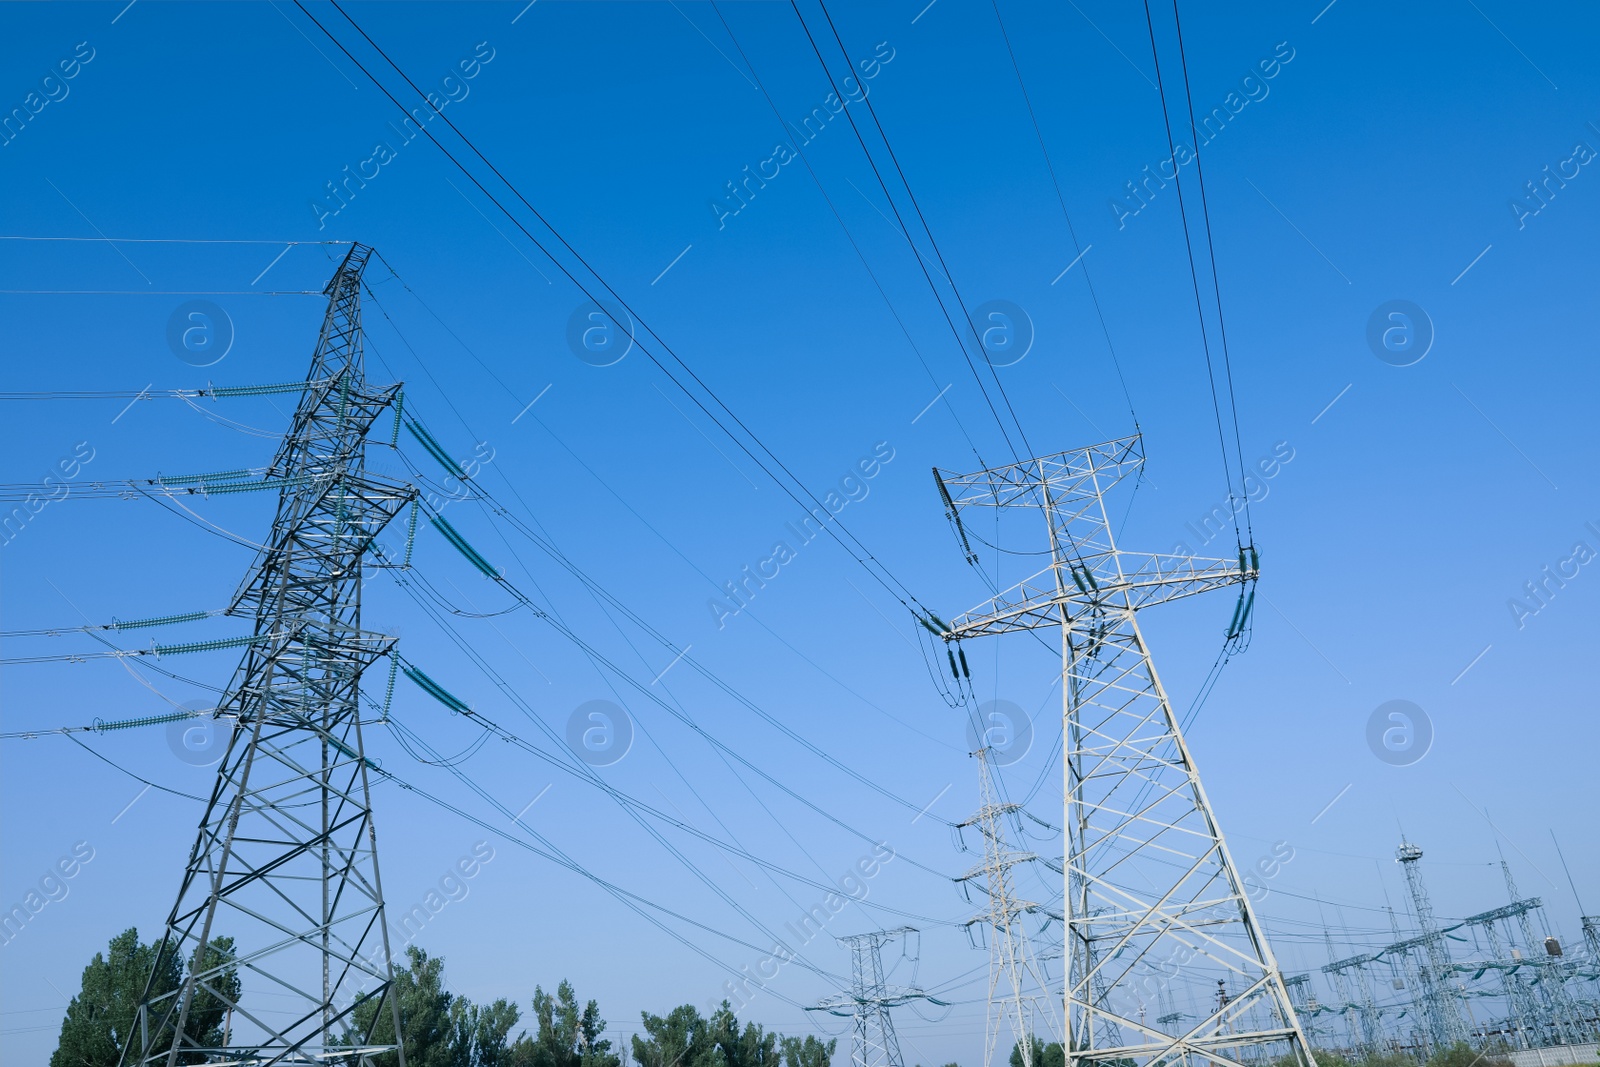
xmin=942 ymin=550 xmax=1257 ymax=640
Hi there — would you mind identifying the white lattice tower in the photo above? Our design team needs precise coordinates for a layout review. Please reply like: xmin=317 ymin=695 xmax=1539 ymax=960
xmin=933 ymin=435 xmax=1313 ymax=1067
xmin=812 ymin=929 xmax=924 ymax=1067
xmin=1500 ymin=861 xmax=1583 ymax=1044
xmin=1396 ymin=842 xmax=1469 ymax=1053
xmin=124 ymin=244 xmax=413 ymax=1066
xmin=956 ymin=748 xmax=1062 ymax=1067
xmin=1468 ymin=902 xmax=1542 ymax=1048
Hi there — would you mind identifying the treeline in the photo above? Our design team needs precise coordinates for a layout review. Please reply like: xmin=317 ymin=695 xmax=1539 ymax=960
xmin=50 ymin=930 xmax=838 ymax=1067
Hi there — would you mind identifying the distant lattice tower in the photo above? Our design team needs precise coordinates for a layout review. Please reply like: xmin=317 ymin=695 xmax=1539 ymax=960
xmin=1320 ymin=944 xmax=1381 ymax=1056
xmin=932 ymin=436 xmax=1314 ymax=1067
xmin=811 ymin=929 xmax=927 ymax=1067
xmin=1379 ymin=905 xmax=1425 ymax=1054
xmin=956 ymin=748 xmax=1061 ymax=1067
xmin=1465 ymin=899 xmax=1545 ymax=1048
xmin=1282 ymin=975 xmax=1324 ymax=1046
xmin=1396 ymin=841 xmax=1469 ymax=1053
xmin=1582 ymin=915 xmax=1600 ymax=1024
xmin=1500 ymin=861 xmax=1584 ymax=1044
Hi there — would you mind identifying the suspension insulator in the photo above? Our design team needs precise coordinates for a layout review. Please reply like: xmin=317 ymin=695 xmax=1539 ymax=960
xmin=947 ymin=649 xmax=960 ymax=680
xmin=958 ymin=647 xmax=970 ymax=679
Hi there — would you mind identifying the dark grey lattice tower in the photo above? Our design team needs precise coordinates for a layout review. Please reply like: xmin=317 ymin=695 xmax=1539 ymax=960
xmin=124 ymin=244 xmax=413 ymax=1066
xmin=934 ymin=435 xmax=1314 ymax=1067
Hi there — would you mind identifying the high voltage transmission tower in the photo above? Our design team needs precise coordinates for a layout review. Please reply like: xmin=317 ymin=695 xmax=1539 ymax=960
xmin=932 ymin=435 xmax=1314 ymax=1067
xmin=125 ymin=244 xmax=414 ymax=1066
xmin=955 ymin=748 xmax=1060 ymax=1067
xmin=1396 ymin=841 xmax=1469 ymax=1053
xmin=812 ymin=929 xmax=928 ymax=1067
xmin=1498 ymin=860 xmax=1583 ymax=1044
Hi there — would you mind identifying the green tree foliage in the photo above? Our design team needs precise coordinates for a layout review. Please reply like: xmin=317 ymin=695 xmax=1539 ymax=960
xmin=50 ymin=928 xmax=240 ymax=1067
xmin=709 ymin=1002 xmax=781 ymax=1067
xmin=510 ymin=980 xmax=620 ymax=1067
xmin=631 ymin=1002 xmax=811 ymax=1067
xmin=632 ymin=1003 xmax=718 ymax=1067
xmin=350 ymin=945 xmax=454 ymax=1067
xmin=780 ymin=1034 xmax=837 ymax=1067
xmin=1009 ymin=1036 xmax=1065 ymax=1067
xmin=456 ymin=995 xmax=524 ymax=1067
xmin=57 ymin=929 xmax=832 ymax=1067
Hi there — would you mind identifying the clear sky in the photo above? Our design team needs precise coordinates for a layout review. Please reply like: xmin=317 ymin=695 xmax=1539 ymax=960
xmin=1 ymin=1 xmax=1596 ymax=1064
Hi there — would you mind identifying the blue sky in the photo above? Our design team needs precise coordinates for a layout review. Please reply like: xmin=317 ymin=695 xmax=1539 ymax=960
xmin=1 ymin=1 xmax=1596 ymax=1063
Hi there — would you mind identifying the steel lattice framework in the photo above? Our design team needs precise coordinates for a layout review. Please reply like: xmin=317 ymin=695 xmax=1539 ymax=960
xmin=956 ymin=749 xmax=1061 ymax=1067
xmin=1396 ymin=842 xmax=1469 ymax=1053
xmin=812 ymin=929 xmax=925 ymax=1067
xmin=124 ymin=244 xmax=413 ymax=1066
xmin=935 ymin=435 xmax=1314 ymax=1067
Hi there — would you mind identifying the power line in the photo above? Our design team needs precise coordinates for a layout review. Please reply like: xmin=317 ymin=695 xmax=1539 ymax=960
xmin=789 ymin=0 xmax=1031 ymax=461
xmin=707 ymin=0 xmax=988 ymax=469
xmin=986 ymin=0 xmax=1138 ymax=430
xmin=361 ymin=277 xmax=966 ymax=785
xmin=1140 ymin=0 xmax=1247 ymax=554
xmin=293 ymin=0 xmax=937 ymax=625
xmin=1167 ymin=0 xmax=1250 ymax=544
xmin=0 ymin=236 xmax=346 ymax=244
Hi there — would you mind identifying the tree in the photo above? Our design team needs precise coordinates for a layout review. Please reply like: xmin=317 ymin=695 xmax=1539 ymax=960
xmin=347 ymin=946 xmax=527 ymax=1067
xmin=511 ymin=980 xmax=620 ymax=1067
xmin=631 ymin=1002 xmax=827 ymax=1067
xmin=630 ymin=1003 xmax=720 ymax=1067
xmin=350 ymin=945 xmax=459 ymax=1067
xmin=780 ymin=1034 xmax=836 ymax=1067
xmin=50 ymin=928 xmax=240 ymax=1067
xmin=182 ymin=936 xmax=243 ymax=1055
xmin=708 ymin=1002 xmax=780 ymax=1067
xmin=1009 ymin=1037 xmax=1065 ymax=1067
xmin=455 ymin=995 xmax=523 ymax=1067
